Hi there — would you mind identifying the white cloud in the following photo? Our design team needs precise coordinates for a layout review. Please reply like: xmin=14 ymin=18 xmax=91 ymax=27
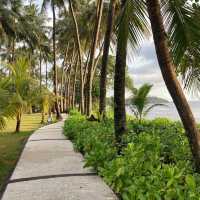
xmin=127 ymin=39 xmax=197 ymax=101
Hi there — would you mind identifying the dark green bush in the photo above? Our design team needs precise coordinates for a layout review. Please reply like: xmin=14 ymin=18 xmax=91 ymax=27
xmin=64 ymin=111 xmax=200 ymax=200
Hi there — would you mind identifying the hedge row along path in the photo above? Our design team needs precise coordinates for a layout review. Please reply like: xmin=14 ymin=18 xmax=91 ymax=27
xmin=1 ymin=116 xmax=117 ymax=200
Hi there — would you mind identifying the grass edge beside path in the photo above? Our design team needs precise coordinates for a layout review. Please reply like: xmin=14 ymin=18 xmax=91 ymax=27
xmin=0 ymin=113 xmax=57 ymax=197
xmin=0 ymin=131 xmax=32 ymax=197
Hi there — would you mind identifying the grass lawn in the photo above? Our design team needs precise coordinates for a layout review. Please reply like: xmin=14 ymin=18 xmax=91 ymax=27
xmin=0 ymin=113 xmax=55 ymax=194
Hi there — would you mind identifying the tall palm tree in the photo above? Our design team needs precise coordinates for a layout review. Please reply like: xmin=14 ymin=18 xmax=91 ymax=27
xmin=42 ymin=0 xmax=64 ymax=120
xmin=85 ymin=0 xmax=104 ymax=116
xmin=68 ymin=0 xmax=85 ymax=114
xmin=146 ymin=0 xmax=200 ymax=171
xmin=99 ymin=0 xmax=117 ymax=118
xmin=114 ymin=0 xmax=149 ymax=145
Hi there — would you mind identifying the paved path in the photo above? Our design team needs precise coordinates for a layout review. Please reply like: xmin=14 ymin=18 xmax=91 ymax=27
xmin=1 ymin=118 xmax=117 ymax=200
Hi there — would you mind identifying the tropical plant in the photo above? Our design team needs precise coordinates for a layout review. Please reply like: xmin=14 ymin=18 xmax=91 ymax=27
xmin=42 ymin=0 xmax=66 ymax=120
xmin=0 ymin=79 xmax=16 ymax=130
xmin=99 ymin=0 xmax=117 ymax=118
xmin=129 ymin=84 xmax=165 ymax=122
xmin=114 ymin=0 xmax=149 ymax=145
xmin=37 ymin=88 xmax=55 ymax=124
xmin=85 ymin=0 xmax=104 ymax=116
xmin=6 ymin=57 xmax=36 ymax=132
xmin=146 ymin=0 xmax=200 ymax=171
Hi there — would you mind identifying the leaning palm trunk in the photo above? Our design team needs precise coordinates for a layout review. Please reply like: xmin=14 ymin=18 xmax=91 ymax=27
xmin=99 ymin=0 xmax=116 ymax=117
xmin=60 ymin=45 xmax=69 ymax=113
xmin=68 ymin=0 xmax=84 ymax=114
xmin=52 ymin=3 xmax=62 ymax=120
xmin=146 ymin=0 xmax=200 ymax=171
xmin=114 ymin=0 xmax=128 ymax=146
xmin=85 ymin=0 xmax=104 ymax=116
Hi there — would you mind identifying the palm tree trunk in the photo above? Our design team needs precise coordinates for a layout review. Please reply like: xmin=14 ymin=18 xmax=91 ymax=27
xmin=52 ymin=3 xmax=62 ymax=120
xmin=15 ymin=112 xmax=21 ymax=133
xmin=146 ymin=0 xmax=200 ymax=171
xmin=68 ymin=0 xmax=84 ymax=114
xmin=60 ymin=72 xmax=64 ymax=113
xmin=99 ymin=0 xmax=116 ymax=117
xmin=65 ymin=66 xmax=72 ymax=112
xmin=60 ymin=45 xmax=69 ymax=113
xmin=12 ymin=38 xmax=15 ymax=63
xmin=64 ymin=73 xmax=67 ymax=112
xmin=114 ymin=0 xmax=128 ymax=146
xmin=46 ymin=61 xmax=48 ymax=88
xmin=41 ymin=111 xmax=45 ymax=124
xmin=39 ymin=50 xmax=42 ymax=91
xmin=72 ymin=59 xmax=78 ymax=109
xmin=85 ymin=0 xmax=104 ymax=116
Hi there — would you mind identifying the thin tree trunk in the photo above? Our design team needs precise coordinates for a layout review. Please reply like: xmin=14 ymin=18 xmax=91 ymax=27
xmin=46 ymin=61 xmax=48 ymax=88
xmin=39 ymin=50 xmax=42 ymax=91
xmin=68 ymin=0 xmax=84 ymax=114
xmin=66 ymin=65 xmax=72 ymax=111
xmin=52 ymin=3 xmax=62 ymax=120
xmin=92 ymin=42 xmax=104 ymax=79
xmin=67 ymin=52 xmax=77 ymax=109
xmin=15 ymin=113 xmax=21 ymax=133
xmin=85 ymin=0 xmax=104 ymax=116
xmin=60 ymin=45 xmax=69 ymax=113
xmin=146 ymin=0 xmax=200 ymax=171
xmin=114 ymin=0 xmax=128 ymax=146
xmin=12 ymin=38 xmax=15 ymax=63
xmin=72 ymin=59 xmax=78 ymax=109
xmin=41 ymin=111 xmax=45 ymax=124
xmin=64 ymin=72 xmax=67 ymax=112
xmin=83 ymin=49 xmax=91 ymax=85
xmin=99 ymin=0 xmax=116 ymax=117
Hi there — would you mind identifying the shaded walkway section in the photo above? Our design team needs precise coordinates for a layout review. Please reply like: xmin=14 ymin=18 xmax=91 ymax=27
xmin=1 ymin=117 xmax=117 ymax=200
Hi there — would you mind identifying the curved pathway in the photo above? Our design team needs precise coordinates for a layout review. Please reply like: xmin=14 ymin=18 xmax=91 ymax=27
xmin=1 ymin=117 xmax=117 ymax=200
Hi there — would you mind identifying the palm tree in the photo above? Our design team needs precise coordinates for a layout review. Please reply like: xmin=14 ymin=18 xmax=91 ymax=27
xmin=42 ymin=0 xmax=65 ymax=120
xmin=0 ymin=79 xmax=16 ymax=130
xmin=163 ymin=0 xmax=200 ymax=94
xmin=85 ymin=0 xmax=104 ymax=116
xmin=146 ymin=0 xmax=200 ymax=171
xmin=7 ymin=57 xmax=35 ymax=132
xmin=114 ymin=0 xmax=149 ymax=145
xmin=99 ymin=0 xmax=117 ymax=118
xmin=68 ymin=0 xmax=85 ymax=113
xmin=130 ymin=84 xmax=165 ymax=123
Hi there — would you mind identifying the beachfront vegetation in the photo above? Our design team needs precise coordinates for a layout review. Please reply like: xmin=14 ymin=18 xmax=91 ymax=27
xmin=129 ymin=84 xmax=165 ymax=123
xmin=64 ymin=111 xmax=200 ymax=199
xmin=1 ymin=0 xmax=200 ymax=198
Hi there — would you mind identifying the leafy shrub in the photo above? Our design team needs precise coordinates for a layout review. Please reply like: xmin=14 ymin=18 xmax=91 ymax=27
xmin=64 ymin=111 xmax=200 ymax=199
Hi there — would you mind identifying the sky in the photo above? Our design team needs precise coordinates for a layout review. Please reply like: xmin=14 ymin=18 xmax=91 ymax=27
xmin=128 ymin=39 xmax=172 ymax=100
xmin=127 ymin=39 xmax=199 ymax=101
xmin=32 ymin=0 xmax=199 ymax=101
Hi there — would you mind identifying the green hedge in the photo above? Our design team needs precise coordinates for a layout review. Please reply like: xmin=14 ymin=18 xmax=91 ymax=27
xmin=64 ymin=110 xmax=200 ymax=200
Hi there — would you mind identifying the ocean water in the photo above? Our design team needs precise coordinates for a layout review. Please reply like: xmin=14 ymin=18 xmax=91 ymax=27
xmin=127 ymin=101 xmax=200 ymax=122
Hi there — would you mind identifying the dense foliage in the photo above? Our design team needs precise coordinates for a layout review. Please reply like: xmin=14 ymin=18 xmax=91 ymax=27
xmin=64 ymin=111 xmax=200 ymax=199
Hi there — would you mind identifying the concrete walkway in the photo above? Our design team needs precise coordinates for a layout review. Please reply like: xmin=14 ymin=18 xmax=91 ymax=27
xmin=1 ymin=118 xmax=117 ymax=200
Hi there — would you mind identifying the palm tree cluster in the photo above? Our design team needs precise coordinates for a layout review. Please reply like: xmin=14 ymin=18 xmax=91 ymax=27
xmin=1 ymin=0 xmax=200 ymax=171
